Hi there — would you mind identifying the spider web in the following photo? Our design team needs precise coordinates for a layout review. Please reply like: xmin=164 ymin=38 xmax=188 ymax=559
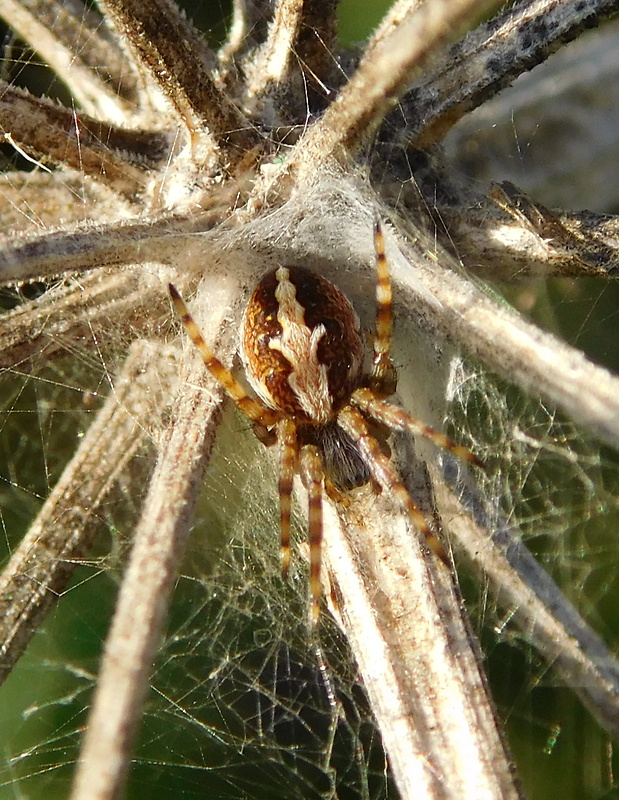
xmin=3 ymin=288 xmax=619 ymax=800
xmin=2 ymin=5 xmax=619 ymax=800
xmin=450 ymin=357 xmax=619 ymax=799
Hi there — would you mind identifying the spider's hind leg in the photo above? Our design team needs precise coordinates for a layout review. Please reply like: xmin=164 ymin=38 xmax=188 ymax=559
xmin=338 ymin=406 xmax=449 ymax=565
xmin=299 ymin=444 xmax=325 ymax=627
xmin=278 ymin=418 xmax=298 ymax=578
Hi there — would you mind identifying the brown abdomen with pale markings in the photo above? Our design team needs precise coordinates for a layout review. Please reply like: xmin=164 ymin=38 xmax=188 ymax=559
xmin=241 ymin=267 xmax=364 ymax=424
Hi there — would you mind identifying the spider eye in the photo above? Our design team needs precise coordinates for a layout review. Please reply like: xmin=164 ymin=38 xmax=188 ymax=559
xmin=241 ymin=266 xmax=364 ymax=423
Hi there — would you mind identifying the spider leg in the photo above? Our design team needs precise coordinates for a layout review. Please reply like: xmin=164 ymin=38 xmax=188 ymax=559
xmin=169 ymin=284 xmax=279 ymax=431
xmin=370 ymin=220 xmax=397 ymax=396
xmin=299 ymin=444 xmax=324 ymax=627
xmin=351 ymin=387 xmax=484 ymax=467
xmin=338 ymin=406 xmax=449 ymax=565
xmin=278 ymin=418 xmax=298 ymax=578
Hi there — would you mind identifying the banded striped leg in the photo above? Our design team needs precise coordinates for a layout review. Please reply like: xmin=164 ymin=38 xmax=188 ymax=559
xmin=278 ymin=418 xmax=298 ymax=578
xmin=352 ymin=387 xmax=484 ymax=468
xmin=299 ymin=445 xmax=324 ymax=627
xmin=370 ymin=220 xmax=397 ymax=396
xmin=169 ymin=284 xmax=279 ymax=435
xmin=338 ymin=407 xmax=449 ymax=565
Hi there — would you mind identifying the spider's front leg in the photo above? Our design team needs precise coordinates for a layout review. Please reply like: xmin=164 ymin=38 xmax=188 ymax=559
xmin=369 ymin=220 xmax=397 ymax=397
xmin=168 ymin=283 xmax=279 ymax=431
xmin=352 ymin=387 xmax=485 ymax=468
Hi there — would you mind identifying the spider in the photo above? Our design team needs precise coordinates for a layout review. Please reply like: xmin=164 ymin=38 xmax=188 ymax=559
xmin=169 ymin=222 xmax=482 ymax=625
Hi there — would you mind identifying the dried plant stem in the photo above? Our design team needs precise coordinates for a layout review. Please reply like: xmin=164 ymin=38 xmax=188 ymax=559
xmin=0 ymin=84 xmax=167 ymax=195
xmin=444 ymin=20 xmax=619 ymax=213
xmin=70 ymin=367 xmax=223 ymax=800
xmin=410 ymin=0 xmax=619 ymax=147
xmin=0 ymin=216 xmax=201 ymax=284
xmin=323 ymin=491 xmax=521 ymax=800
xmin=367 ymin=0 xmax=424 ymax=51
xmin=444 ymin=200 xmax=619 ymax=281
xmin=70 ymin=277 xmax=241 ymax=800
xmin=279 ymin=0 xmax=500 ymax=176
xmin=219 ymin=0 xmax=271 ymax=67
xmin=393 ymin=231 xmax=619 ymax=449
xmin=0 ymin=341 xmax=174 ymax=683
xmin=0 ymin=272 xmax=164 ymax=369
xmin=98 ymin=0 xmax=260 ymax=155
xmin=0 ymin=171 xmax=134 ymax=233
xmin=248 ymin=0 xmax=339 ymax=111
xmin=2 ymin=0 xmax=619 ymax=797
xmin=1 ymin=0 xmax=140 ymax=118
xmin=434 ymin=474 xmax=619 ymax=740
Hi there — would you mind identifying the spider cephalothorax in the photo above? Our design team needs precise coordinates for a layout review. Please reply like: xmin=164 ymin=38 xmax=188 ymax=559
xmin=169 ymin=222 xmax=481 ymax=625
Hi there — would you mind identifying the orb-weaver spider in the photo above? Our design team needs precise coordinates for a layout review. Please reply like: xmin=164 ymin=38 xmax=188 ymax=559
xmin=169 ymin=222 xmax=481 ymax=625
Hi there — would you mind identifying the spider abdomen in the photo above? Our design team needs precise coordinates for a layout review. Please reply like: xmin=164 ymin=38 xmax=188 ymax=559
xmin=241 ymin=266 xmax=364 ymax=424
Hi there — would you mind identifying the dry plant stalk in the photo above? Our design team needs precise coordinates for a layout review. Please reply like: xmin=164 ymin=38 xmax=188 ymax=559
xmin=1 ymin=0 xmax=619 ymax=799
